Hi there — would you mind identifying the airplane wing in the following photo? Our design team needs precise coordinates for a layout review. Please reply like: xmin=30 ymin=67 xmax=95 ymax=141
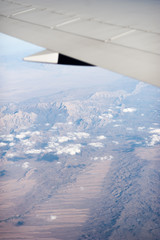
xmin=0 ymin=0 xmax=160 ymax=87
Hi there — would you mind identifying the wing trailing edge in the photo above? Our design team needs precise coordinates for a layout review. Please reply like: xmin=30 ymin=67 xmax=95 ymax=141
xmin=24 ymin=49 xmax=93 ymax=66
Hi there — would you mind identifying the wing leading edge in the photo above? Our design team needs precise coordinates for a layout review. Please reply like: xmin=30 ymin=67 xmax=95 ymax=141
xmin=0 ymin=0 xmax=160 ymax=87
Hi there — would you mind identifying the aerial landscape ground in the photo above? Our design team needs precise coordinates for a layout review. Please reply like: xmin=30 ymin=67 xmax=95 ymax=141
xmin=0 ymin=33 xmax=160 ymax=240
xmin=0 ymin=81 xmax=160 ymax=239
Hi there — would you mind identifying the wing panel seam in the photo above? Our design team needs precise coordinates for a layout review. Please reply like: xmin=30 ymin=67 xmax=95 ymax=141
xmin=12 ymin=8 xmax=36 ymax=16
xmin=0 ymin=14 xmax=159 ymax=57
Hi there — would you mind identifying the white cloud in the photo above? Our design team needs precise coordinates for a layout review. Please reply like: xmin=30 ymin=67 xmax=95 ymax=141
xmin=6 ymin=153 xmax=16 ymax=158
xmin=22 ymin=162 xmax=29 ymax=169
xmin=16 ymin=131 xmax=31 ymax=139
xmin=114 ymin=124 xmax=120 ymax=127
xmin=44 ymin=148 xmax=53 ymax=153
xmin=93 ymin=157 xmax=98 ymax=161
xmin=51 ymin=126 xmax=57 ymax=130
xmin=25 ymin=149 xmax=42 ymax=154
xmin=22 ymin=139 xmax=35 ymax=147
xmin=50 ymin=215 xmax=57 ymax=221
xmin=57 ymin=144 xmax=82 ymax=155
xmin=147 ymin=128 xmax=160 ymax=146
xmin=100 ymin=155 xmax=113 ymax=161
xmin=126 ymin=127 xmax=133 ymax=131
xmin=106 ymin=155 xmax=113 ymax=160
xmin=16 ymin=133 xmax=27 ymax=139
xmin=153 ymin=123 xmax=159 ymax=126
xmin=99 ymin=116 xmax=103 ymax=119
xmin=9 ymin=142 xmax=15 ymax=147
xmin=31 ymin=131 xmax=41 ymax=136
xmin=138 ymin=126 xmax=145 ymax=131
xmin=97 ymin=135 xmax=106 ymax=140
xmin=0 ymin=142 xmax=7 ymax=147
xmin=48 ymin=141 xmax=59 ymax=149
xmin=99 ymin=113 xmax=113 ymax=119
xmin=1 ymin=134 xmax=14 ymax=141
xmin=74 ymin=132 xmax=90 ymax=139
xmin=107 ymin=113 xmax=113 ymax=118
xmin=92 ymin=155 xmax=113 ymax=161
xmin=123 ymin=108 xmax=136 ymax=113
xmin=58 ymin=136 xmax=70 ymax=143
xmin=149 ymin=129 xmax=160 ymax=134
xmin=112 ymin=141 xmax=119 ymax=145
xmin=46 ymin=131 xmax=90 ymax=155
xmin=148 ymin=134 xmax=160 ymax=146
xmin=54 ymin=132 xmax=90 ymax=144
xmin=89 ymin=142 xmax=104 ymax=148
xmin=109 ymin=155 xmax=113 ymax=160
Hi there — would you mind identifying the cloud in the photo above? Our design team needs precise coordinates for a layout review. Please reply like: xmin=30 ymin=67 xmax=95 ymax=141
xmin=57 ymin=144 xmax=82 ymax=155
xmin=58 ymin=136 xmax=70 ymax=143
xmin=152 ymin=123 xmax=159 ymax=126
xmin=1 ymin=134 xmax=14 ymax=141
xmin=99 ymin=113 xmax=113 ymax=119
xmin=22 ymin=162 xmax=29 ymax=169
xmin=100 ymin=155 xmax=113 ymax=161
xmin=89 ymin=142 xmax=104 ymax=148
xmin=42 ymin=131 xmax=90 ymax=155
xmin=149 ymin=129 xmax=160 ymax=134
xmin=49 ymin=131 xmax=89 ymax=146
xmin=48 ymin=141 xmax=59 ymax=149
xmin=51 ymin=126 xmax=57 ymax=130
xmin=148 ymin=129 xmax=160 ymax=146
xmin=56 ymin=161 xmax=61 ymax=165
xmin=74 ymin=132 xmax=90 ymax=139
xmin=93 ymin=157 xmax=98 ymax=161
xmin=22 ymin=139 xmax=35 ymax=147
xmin=92 ymin=155 xmax=113 ymax=161
xmin=44 ymin=148 xmax=53 ymax=153
xmin=114 ymin=124 xmax=120 ymax=127
xmin=15 ymin=131 xmax=32 ymax=139
xmin=31 ymin=131 xmax=41 ymax=136
xmin=16 ymin=133 xmax=27 ymax=139
xmin=138 ymin=126 xmax=145 ymax=131
xmin=126 ymin=127 xmax=133 ymax=131
xmin=9 ymin=142 xmax=15 ymax=147
xmin=148 ymin=134 xmax=160 ymax=146
xmin=50 ymin=215 xmax=57 ymax=221
xmin=123 ymin=108 xmax=136 ymax=113
xmin=0 ymin=142 xmax=7 ymax=147
xmin=112 ymin=141 xmax=119 ymax=145
xmin=97 ymin=135 xmax=106 ymax=140
xmin=25 ymin=149 xmax=43 ymax=154
xmin=6 ymin=153 xmax=16 ymax=158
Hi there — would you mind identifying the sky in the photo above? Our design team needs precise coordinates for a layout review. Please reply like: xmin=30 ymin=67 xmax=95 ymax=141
xmin=0 ymin=33 xmax=131 ymax=104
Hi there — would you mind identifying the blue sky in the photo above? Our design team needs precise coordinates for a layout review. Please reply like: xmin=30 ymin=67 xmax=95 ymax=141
xmin=0 ymin=33 xmax=140 ymax=103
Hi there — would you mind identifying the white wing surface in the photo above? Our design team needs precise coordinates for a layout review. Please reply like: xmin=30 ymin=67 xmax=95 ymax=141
xmin=0 ymin=0 xmax=160 ymax=87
